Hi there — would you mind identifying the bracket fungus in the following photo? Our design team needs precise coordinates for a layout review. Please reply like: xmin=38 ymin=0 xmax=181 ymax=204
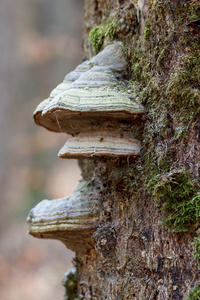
xmin=33 ymin=42 xmax=126 ymax=130
xmin=33 ymin=41 xmax=145 ymax=134
xmin=39 ymin=65 xmax=144 ymax=134
xmin=58 ymin=130 xmax=141 ymax=159
xmin=33 ymin=60 xmax=92 ymax=129
xmin=28 ymin=41 xmax=145 ymax=254
xmin=27 ymin=181 xmax=101 ymax=253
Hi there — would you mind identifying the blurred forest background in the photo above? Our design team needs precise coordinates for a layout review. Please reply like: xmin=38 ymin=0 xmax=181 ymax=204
xmin=0 ymin=0 xmax=84 ymax=299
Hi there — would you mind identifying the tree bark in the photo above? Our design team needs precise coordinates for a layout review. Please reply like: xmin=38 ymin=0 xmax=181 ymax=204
xmin=75 ymin=0 xmax=200 ymax=299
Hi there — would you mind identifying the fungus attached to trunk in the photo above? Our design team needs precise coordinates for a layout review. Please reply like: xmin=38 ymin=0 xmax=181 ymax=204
xmin=33 ymin=60 xmax=92 ymax=129
xmin=28 ymin=41 xmax=145 ymax=253
xmin=33 ymin=41 xmax=144 ymax=134
xmin=58 ymin=130 xmax=141 ymax=159
xmin=27 ymin=181 xmax=102 ymax=253
xmin=40 ymin=65 xmax=145 ymax=134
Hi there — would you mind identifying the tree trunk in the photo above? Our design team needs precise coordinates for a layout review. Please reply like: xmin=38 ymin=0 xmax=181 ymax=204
xmin=28 ymin=0 xmax=200 ymax=299
xmin=75 ymin=1 xmax=200 ymax=299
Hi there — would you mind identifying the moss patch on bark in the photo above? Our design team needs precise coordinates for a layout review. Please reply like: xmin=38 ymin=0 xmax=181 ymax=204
xmin=89 ymin=17 xmax=120 ymax=54
xmin=185 ymin=284 xmax=200 ymax=300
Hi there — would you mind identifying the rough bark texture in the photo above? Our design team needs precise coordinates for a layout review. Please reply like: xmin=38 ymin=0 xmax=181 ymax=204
xmin=74 ymin=0 xmax=200 ymax=299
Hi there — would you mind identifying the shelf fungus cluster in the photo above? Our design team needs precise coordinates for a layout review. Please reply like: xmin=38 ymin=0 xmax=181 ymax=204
xmin=27 ymin=42 xmax=145 ymax=253
xmin=33 ymin=41 xmax=144 ymax=136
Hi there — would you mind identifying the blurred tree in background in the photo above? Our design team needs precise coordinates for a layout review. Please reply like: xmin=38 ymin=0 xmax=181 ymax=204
xmin=0 ymin=1 xmax=83 ymax=299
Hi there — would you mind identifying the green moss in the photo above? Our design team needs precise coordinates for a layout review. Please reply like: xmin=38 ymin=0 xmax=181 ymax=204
xmin=185 ymin=285 xmax=200 ymax=300
xmin=62 ymin=268 xmax=78 ymax=300
xmin=188 ymin=4 xmax=200 ymax=21
xmin=130 ymin=38 xmax=200 ymax=130
xmin=148 ymin=169 xmax=200 ymax=232
xmin=144 ymin=23 xmax=151 ymax=40
xmin=165 ymin=47 xmax=200 ymax=122
xmin=156 ymin=43 xmax=171 ymax=68
xmin=130 ymin=46 xmax=151 ymax=82
xmin=193 ymin=235 xmax=200 ymax=269
xmin=89 ymin=17 xmax=120 ymax=54
xmin=174 ymin=126 xmax=187 ymax=143
xmin=127 ymin=5 xmax=200 ymax=234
